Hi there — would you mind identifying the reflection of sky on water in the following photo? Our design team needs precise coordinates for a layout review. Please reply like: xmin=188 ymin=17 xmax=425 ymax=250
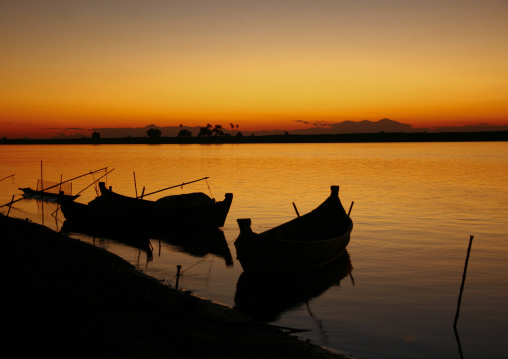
xmin=1 ymin=142 xmax=508 ymax=359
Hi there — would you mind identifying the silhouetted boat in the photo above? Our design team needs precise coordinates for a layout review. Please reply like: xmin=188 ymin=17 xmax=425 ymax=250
xmin=234 ymin=253 xmax=353 ymax=322
xmin=234 ymin=185 xmax=353 ymax=275
xmin=19 ymin=167 xmax=108 ymax=202
xmin=59 ymin=182 xmax=233 ymax=232
xmin=19 ymin=187 xmax=80 ymax=202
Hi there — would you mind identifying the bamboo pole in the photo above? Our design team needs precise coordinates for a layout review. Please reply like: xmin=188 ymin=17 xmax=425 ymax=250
xmin=136 ymin=176 xmax=209 ymax=198
xmin=0 ymin=196 xmax=25 ymax=208
xmin=454 ymin=235 xmax=475 ymax=329
xmin=175 ymin=265 xmax=182 ymax=290
xmin=133 ymin=171 xmax=138 ymax=198
xmin=6 ymin=195 xmax=14 ymax=217
xmin=37 ymin=167 xmax=108 ymax=192
xmin=75 ymin=168 xmax=115 ymax=196
xmin=41 ymin=161 xmax=44 ymax=225
xmin=454 ymin=326 xmax=464 ymax=359
xmin=91 ymin=170 xmax=98 ymax=195
xmin=40 ymin=161 xmax=44 ymax=201
xmin=348 ymin=201 xmax=354 ymax=216
xmin=0 ymin=174 xmax=15 ymax=182
xmin=292 ymin=202 xmax=300 ymax=217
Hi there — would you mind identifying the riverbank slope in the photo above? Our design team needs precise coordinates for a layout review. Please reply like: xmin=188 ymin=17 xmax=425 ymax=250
xmin=1 ymin=214 xmax=347 ymax=359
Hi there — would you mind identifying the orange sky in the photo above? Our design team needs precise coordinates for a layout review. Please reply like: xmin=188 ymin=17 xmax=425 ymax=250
xmin=1 ymin=0 xmax=507 ymax=138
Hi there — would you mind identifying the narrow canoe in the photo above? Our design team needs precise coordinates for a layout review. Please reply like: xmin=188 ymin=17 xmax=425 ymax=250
xmin=234 ymin=185 xmax=353 ymax=275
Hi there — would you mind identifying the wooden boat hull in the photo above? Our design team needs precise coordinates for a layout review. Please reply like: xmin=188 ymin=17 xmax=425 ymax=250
xmin=59 ymin=182 xmax=233 ymax=232
xmin=234 ymin=186 xmax=353 ymax=275
xmin=95 ymin=182 xmax=233 ymax=228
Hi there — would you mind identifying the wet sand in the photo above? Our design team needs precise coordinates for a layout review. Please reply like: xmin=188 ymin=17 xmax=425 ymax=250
xmin=1 ymin=214 xmax=348 ymax=358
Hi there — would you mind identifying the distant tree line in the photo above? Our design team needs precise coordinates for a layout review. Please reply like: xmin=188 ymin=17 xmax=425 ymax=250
xmin=95 ymin=125 xmax=242 ymax=140
xmin=146 ymin=128 xmax=162 ymax=138
xmin=91 ymin=131 xmax=100 ymax=142
xmin=177 ymin=123 xmax=242 ymax=138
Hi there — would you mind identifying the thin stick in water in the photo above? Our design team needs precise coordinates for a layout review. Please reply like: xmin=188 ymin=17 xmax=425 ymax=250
xmin=292 ymin=202 xmax=300 ymax=217
xmin=454 ymin=235 xmax=475 ymax=328
xmin=348 ymin=201 xmax=354 ymax=217
xmin=41 ymin=160 xmax=44 ymax=224
xmin=175 ymin=265 xmax=182 ymax=290
xmin=6 ymin=195 xmax=14 ymax=217
xmin=133 ymin=171 xmax=138 ymax=198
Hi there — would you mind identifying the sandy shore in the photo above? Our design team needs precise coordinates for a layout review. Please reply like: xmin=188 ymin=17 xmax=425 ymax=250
xmin=1 ymin=214 xmax=348 ymax=358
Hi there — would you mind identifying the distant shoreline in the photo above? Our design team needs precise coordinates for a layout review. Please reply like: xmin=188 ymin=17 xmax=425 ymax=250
xmin=2 ymin=130 xmax=508 ymax=145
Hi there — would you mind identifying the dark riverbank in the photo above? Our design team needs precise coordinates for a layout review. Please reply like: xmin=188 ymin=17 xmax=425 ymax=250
xmin=2 ymin=130 xmax=508 ymax=145
xmin=1 ymin=214 xmax=347 ymax=359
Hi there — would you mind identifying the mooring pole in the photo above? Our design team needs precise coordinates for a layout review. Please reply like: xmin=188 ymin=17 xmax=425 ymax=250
xmin=40 ymin=160 xmax=44 ymax=195
xmin=133 ymin=171 xmax=138 ymax=198
xmin=292 ymin=202 xmax=300 ymax=217
xmin=454 ymin=235 xmax=475 ymax=328
xmin=6 ymin=195 xmax=14 ymax=217
xmin=175 ymin=265 xmax=182 ymax=290
xmin=41 ymin=160 xmax=44 ymax=225
xmin=348 ymin=201 xmax=354 ymax=217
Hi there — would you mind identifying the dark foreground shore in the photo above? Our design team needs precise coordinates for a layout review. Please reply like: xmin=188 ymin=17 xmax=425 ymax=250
xmin=1 ymin=214 xmax=348 ymax=359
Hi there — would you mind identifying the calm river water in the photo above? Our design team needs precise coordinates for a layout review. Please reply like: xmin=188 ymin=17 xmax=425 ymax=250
xmin=1 ymin=142 xmax=507 ymax=359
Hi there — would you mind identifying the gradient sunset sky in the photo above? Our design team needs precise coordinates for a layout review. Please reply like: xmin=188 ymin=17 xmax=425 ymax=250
xmin=1 ymin=0 xmax=507 ymax=138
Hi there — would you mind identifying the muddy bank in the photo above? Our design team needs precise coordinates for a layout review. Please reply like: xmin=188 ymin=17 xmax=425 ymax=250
xmin=1 ymin=214 xmax=348 ymax=358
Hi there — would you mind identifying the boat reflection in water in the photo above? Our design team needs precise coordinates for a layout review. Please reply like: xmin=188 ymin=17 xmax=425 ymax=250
xmin=61 ymin=220 xmax=154 ymax=262
xmin=61 ymin=220 xmax=234 ymax=267
xmin=155 ymin=227 xmax=233 ymax=267
xmin=234 ymin=252 xmax=353 ymax=322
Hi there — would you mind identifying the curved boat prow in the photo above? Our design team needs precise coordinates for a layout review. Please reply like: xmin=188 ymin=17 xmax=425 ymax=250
xmin=237 ymin=218 xmax=253 ymax=234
